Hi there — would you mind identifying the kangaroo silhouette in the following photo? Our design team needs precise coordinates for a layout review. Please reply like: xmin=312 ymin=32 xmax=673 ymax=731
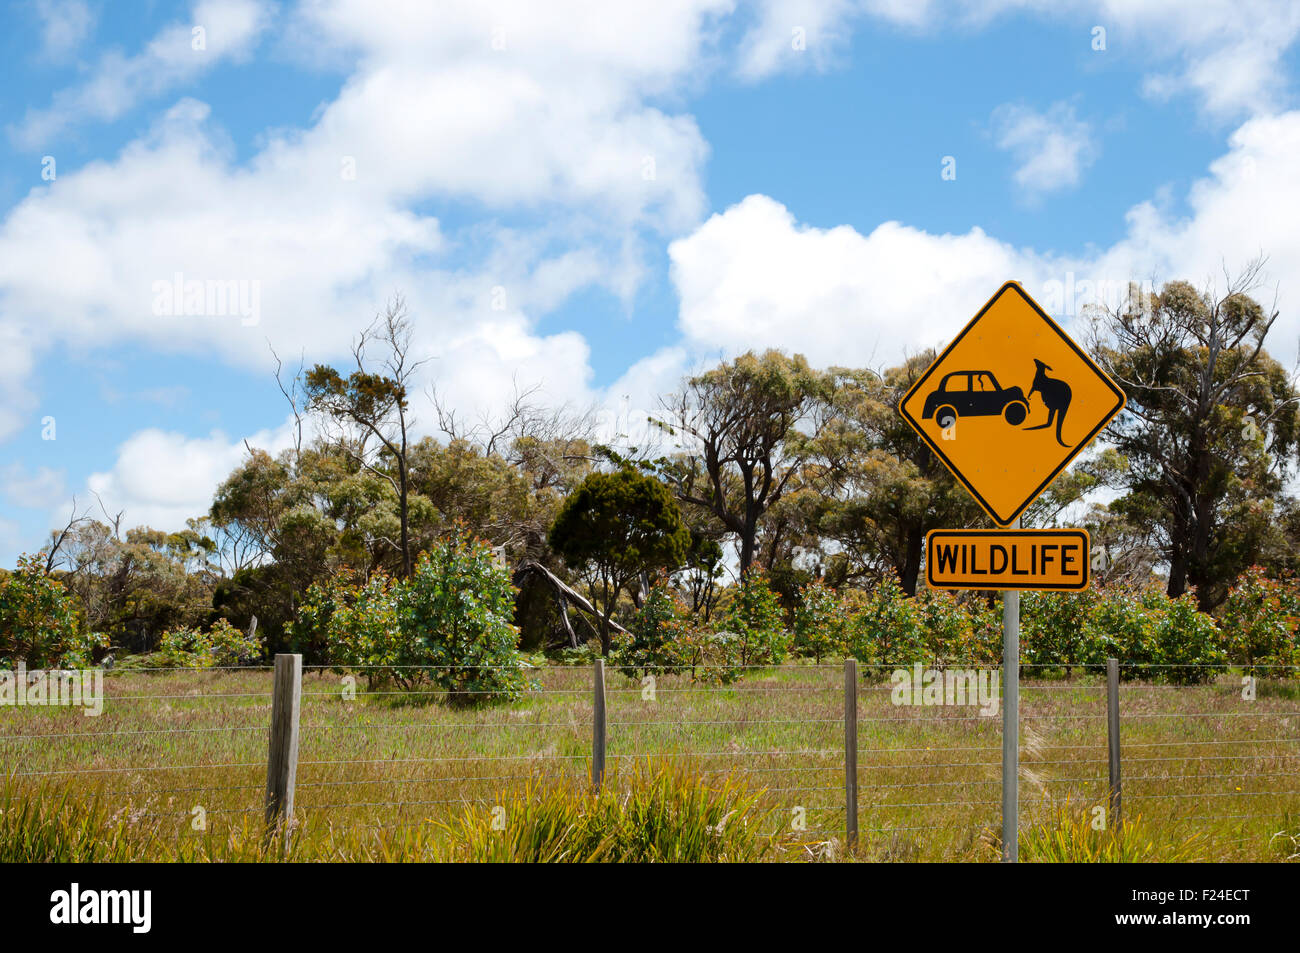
xmin=1025 ymin=358 xmax=1072 ymax=447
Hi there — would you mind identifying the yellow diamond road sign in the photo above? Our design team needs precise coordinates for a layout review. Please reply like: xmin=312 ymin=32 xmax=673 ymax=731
xmin=899 ymin=281 xmax=1125 ymax=526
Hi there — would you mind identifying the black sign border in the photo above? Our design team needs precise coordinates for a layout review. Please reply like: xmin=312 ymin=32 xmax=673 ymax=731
xmin=899 ymin=281 xmax=1126 ymax=526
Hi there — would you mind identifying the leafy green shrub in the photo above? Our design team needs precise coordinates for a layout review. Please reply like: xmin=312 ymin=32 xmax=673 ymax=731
xmin=291 ymin=528 xmax=529 ymax=703
xmin=309 ymin=571 xmax=404 ymax=677
xmin=0 ymin=555 xmax=90 ymax=668
xmin=1219 ymin=567 xmax=1299 ymax=673
xmin=792 ymin=580 xmax=850 ymax=663
xmin=398 ymin=530 xmax=529 ymax=700
xmin=157 ymin=618 xmax=263 ymax=668
xmin=848 ymin=573 xmax=925 ymax=667
xmin=1022 ymin=589 xmax=1102 ymax=671
xmin=1080 ymin=585 xmax=1159 ymax=674
xmin=283 ymin=572 xmax=346 ymax=662
xmin=617 ymin=578 xmax=693 ymax=677
xmin=721 ymin=568 xmax=790 ymax=666
xmin=58 ymin=632 xmax=110 ymax=669
xmin=1154 ymin=591 xmax=1226 ymax=684
xmin=953 ymin=596 xmax=1003 ymax=666
xmin=915 ymin=587 xmax=977 ymax=664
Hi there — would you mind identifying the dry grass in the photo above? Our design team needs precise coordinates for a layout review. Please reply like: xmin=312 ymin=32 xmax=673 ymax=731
xmin=1 ymin=662 xmax=1298 ymax=861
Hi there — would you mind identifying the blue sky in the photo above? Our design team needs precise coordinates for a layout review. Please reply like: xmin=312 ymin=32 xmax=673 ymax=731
xmin=2 ymin=0 xmax=1300 ymax=565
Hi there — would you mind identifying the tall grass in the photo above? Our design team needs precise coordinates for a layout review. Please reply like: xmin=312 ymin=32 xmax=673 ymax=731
xmin=5 ymin=666 xmax=1299 ymax=862
xmin=2 ymin=765 xmax=781 ymax=863
xmin=0 ymin=783 xmax=308 ymax=862
xmin=431 ymin=762 xmax=777 ymax=862
xmin=0 ymin=787 xmax=140 ymax=862
xmin=1015 ymin=804 xmax=1208 ymax=863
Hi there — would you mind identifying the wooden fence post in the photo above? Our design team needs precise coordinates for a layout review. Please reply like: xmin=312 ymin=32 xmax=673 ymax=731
xmin=844 ymin=657 xmax=859 ymax=847
xmin=265 ymin=653 xmax=302 ymax=832
xmin=592 ymin=659 xmax=607 ymax=791
xmin=1106 ymin=657 xmax=1122 ymax=829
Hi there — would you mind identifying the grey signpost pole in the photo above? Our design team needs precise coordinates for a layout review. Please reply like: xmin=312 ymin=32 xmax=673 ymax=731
xmin=892 ymin=281 xmax=1126 ymax=864
xmin=1001 ymin=516 xmax=1020 ymax=862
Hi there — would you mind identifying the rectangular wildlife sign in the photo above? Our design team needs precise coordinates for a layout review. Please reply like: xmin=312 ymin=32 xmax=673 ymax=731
xmin=898 ymin=281 xmax=1125 ymax=525
xmin=926 ymin=528 xmax=1090 ymax=591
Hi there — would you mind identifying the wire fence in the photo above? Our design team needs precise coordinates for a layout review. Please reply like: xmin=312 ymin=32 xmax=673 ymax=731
xmin=1 ymin=659 xmax=1298 ymax=859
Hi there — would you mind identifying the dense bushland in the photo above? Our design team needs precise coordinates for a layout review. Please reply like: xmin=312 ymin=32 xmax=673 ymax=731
xmin=611 ymin=568 xmax=1298 ymax=685
xmin=8 ymin=280 xmax=1300 ymax=680
xmin=4 ymin=533 xmax=1296 ymax=688
xmin=287 ymin=528 xmax=528 ymax=701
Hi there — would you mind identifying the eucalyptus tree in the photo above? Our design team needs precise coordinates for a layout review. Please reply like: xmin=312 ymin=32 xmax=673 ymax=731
xmin=1089 ymin=267 xmax=1300 ymax=608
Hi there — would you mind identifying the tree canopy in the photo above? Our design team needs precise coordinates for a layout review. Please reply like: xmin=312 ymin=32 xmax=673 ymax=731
xmin=14 ymin=272 xmax=1300 ymax=664
xmin=548 ymin=469 xmax=690 ymax=653
xmin=1091 ymin=272 xmax=1300 ymax=608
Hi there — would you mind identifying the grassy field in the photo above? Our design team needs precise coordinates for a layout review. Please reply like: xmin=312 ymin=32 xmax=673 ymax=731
xmin=1 ymin=662 xmax=1298 ymax=861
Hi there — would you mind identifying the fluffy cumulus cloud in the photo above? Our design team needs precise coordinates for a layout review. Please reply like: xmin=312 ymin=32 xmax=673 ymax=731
xmin=0 ymin=0 xmax=738 ymax=535
xmin=0 ymin=99 xmax=445 ymax=368
xmin=285 ymin=0 xmax=723 ymax=230
xmin=0 ymin=1 xmax=733 ymax=443
xmin=84 ymin=420 xmax=296 ymax=532
xmin=1096 ymin=110 xmax=1300 ymax=355
xmin=1100 ymin=0 xmax=1300 ymax=119
xmin=991 ymin=101 xmax=1097 ymax=198
xmin=670 ymin=110 xmax=1300 ymax=368
xmin=670 ymin=193 xmax=1045 ymax=367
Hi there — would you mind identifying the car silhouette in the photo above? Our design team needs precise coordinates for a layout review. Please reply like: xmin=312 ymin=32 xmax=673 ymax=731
xmin=922 ymin=370 xmax=1029 ymax=429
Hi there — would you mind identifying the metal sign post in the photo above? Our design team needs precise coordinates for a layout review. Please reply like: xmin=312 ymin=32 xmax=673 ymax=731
xmin=896 ymin=281 xmax=1127 ymax=865
xmin=1001 ymin=518 xmax=1019 ymax=862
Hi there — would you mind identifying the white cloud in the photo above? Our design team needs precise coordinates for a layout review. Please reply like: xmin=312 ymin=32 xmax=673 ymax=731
xmin=0 ymin=98 xmax=446 ymax=373
xmin=991 ymin=101 xmax=1097 ymax=198
xmin=419 ymin=316 xmax=596 ymax=426
xmin=9 ymin=0 xmax=1300 ymax=546
xmin=736 ymin=1 xmax=1300 ymax=119
xmin=32 ymin=0 xmax=96 ymax=60
xmin=1095 ymin=110 xmax=1300 ymax=358
xmin=736 ymin=0 xmax=934 ymax=80
xmin=670 ymin=111 xmax=1300 ymax=370
xmin=1092 ymin=0 xmax=1300 ymax=119
xmin=11 ymin=0 xmax=272 ymax=149
xmin=282 ymin=0 xmax=724 ymax=232
xmin=0 ymin=319 xmax=38 ymax=441
xmin=670 ymin=193 xmax=1044 ymax=367
xmin=0 ymin=0 xmax=729 ymax=405
xmin=0 ymin=0 xmax=737 ymax=502
xmin=84 ymin=421 xmax=295 ymax=532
